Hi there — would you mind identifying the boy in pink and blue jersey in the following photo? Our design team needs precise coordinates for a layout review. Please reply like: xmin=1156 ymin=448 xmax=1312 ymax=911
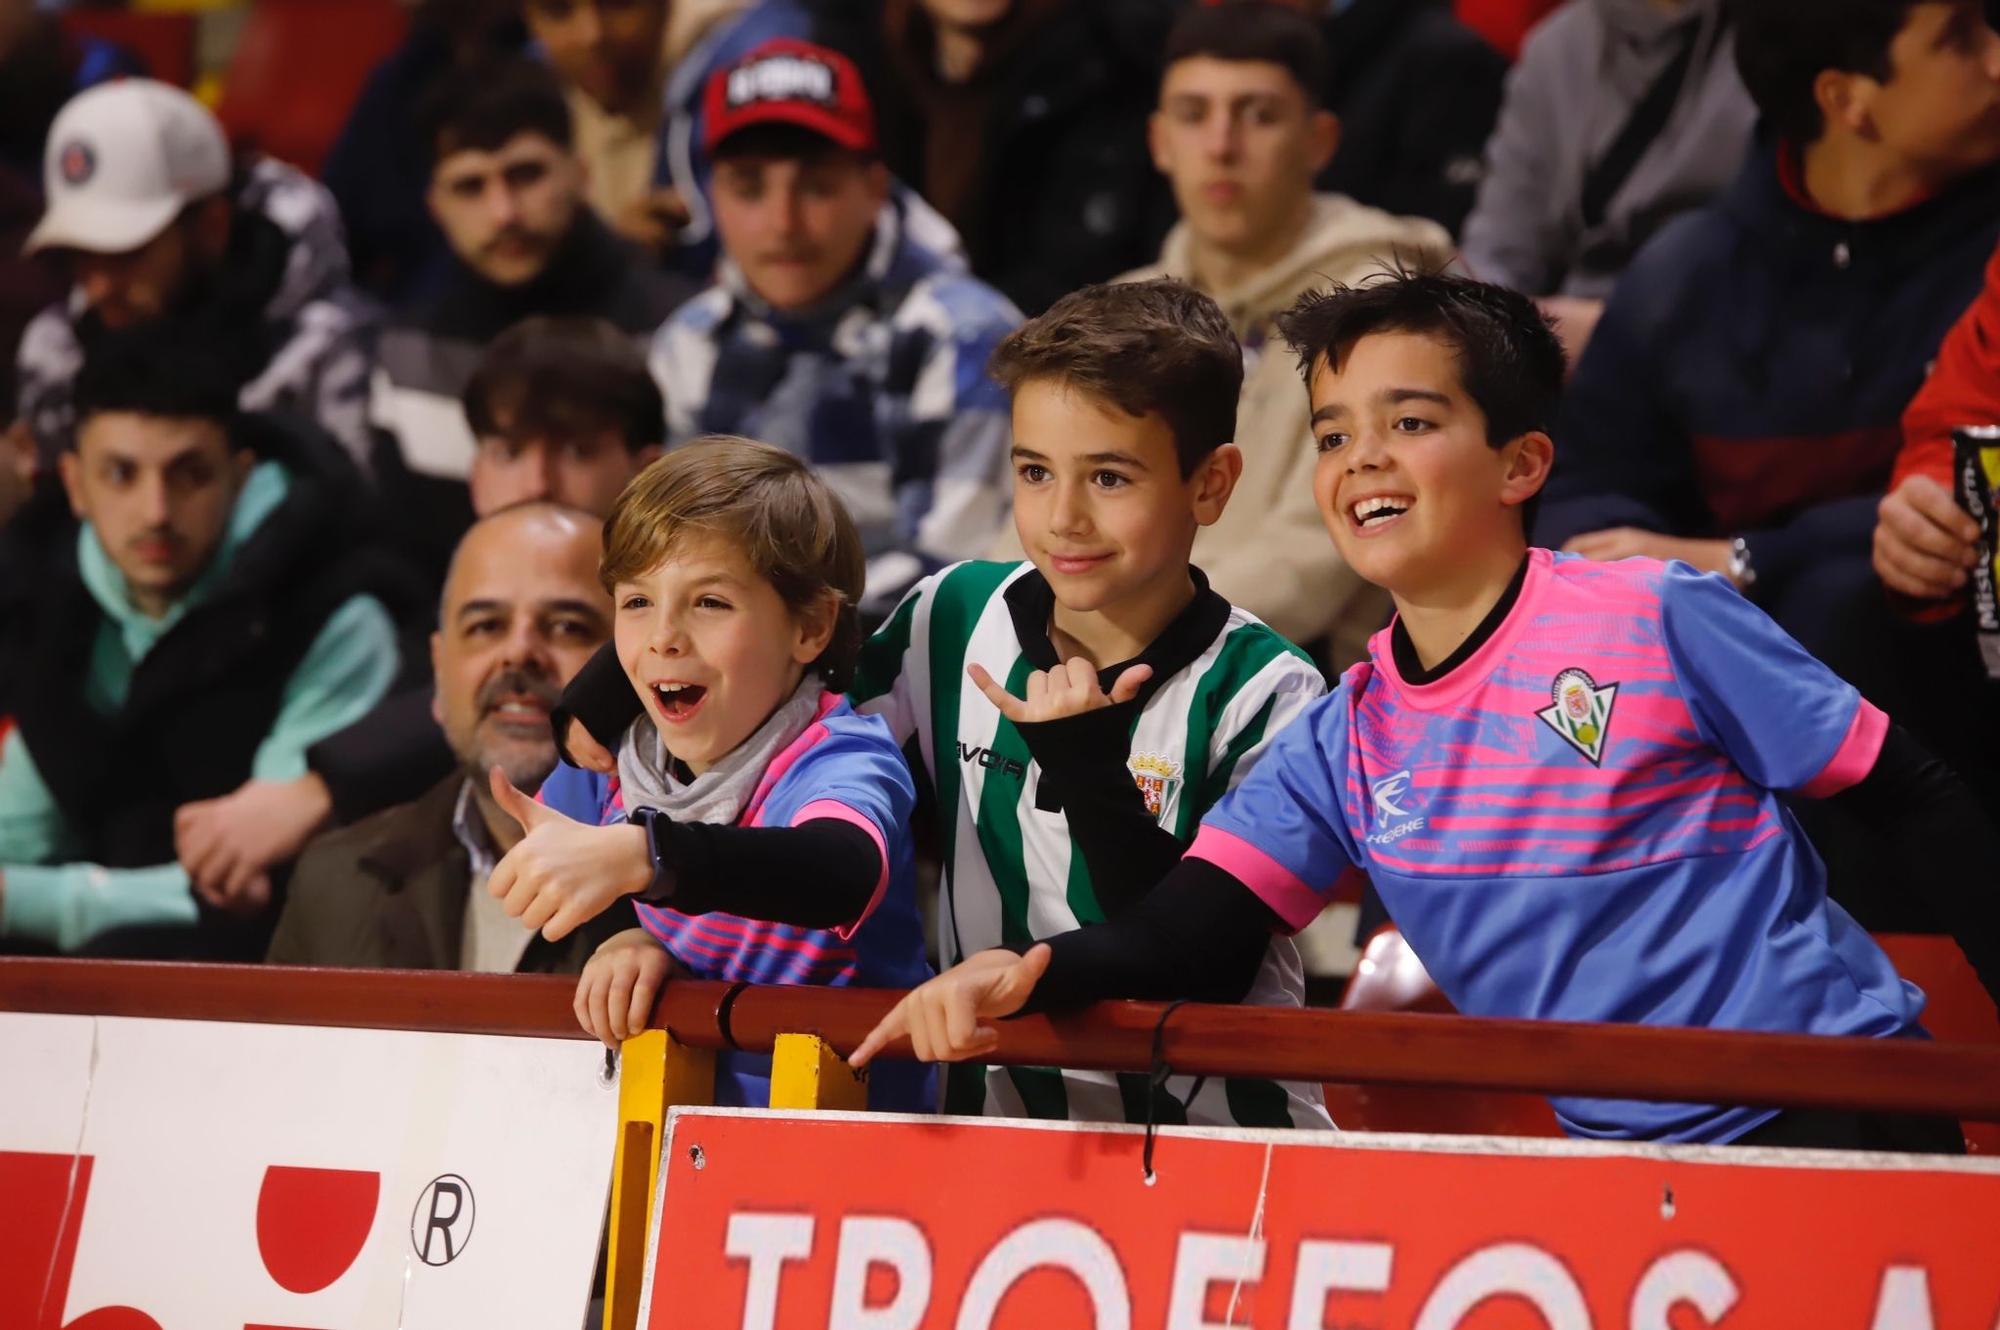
xmin=480 ymin=439 xmax=932 ymax=1112
xmin=855 ymin=269 xmax=2000 ymax=1151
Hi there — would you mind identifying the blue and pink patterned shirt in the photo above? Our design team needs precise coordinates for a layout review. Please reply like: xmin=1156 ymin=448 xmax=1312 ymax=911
xmin=1192 ymin=550 xmax=1925 ymax=1142
xmin=540 ymin=692 xmax=935 ymax=1111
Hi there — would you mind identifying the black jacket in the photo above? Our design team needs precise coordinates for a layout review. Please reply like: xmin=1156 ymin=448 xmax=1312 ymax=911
xmin=9 ymin=417 xmax=404 ymax=868
xmin=1318 ymin=0 xmax=1506 ymax=238
xmin=823 ymin=0 xmax=1178 ymax=315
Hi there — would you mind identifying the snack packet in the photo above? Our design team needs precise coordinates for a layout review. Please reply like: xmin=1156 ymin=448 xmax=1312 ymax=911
xmin=1952 ymin=424 xmax=2000 ymax=678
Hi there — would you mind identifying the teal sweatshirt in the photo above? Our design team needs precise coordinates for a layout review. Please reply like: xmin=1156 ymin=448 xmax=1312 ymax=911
xmin=0 ymin=462 xmax=398 ymax=950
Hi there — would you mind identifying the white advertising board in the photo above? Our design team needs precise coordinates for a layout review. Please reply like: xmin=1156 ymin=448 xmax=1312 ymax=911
xmin=1 ymin=1012 xmax=615 ymax=1329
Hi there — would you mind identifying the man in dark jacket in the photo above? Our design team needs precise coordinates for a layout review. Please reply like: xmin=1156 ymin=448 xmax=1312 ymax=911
xmin=1537 ymin=0 xmax=2000 ymax=911
xmin=368 ymin=58 xmax=692 ymax=582
xmin=821 ymin=0 xmax=1178 ymax=314
xmin=0 ymin=326 xmax=399 ymax=958
xmin=173 ymin=317 xmax=665 ymax=906
xmin=268 ymin=502 xmax=626 ymax=972
xmin=1317 ymin=0 xmax=1506 ymax=237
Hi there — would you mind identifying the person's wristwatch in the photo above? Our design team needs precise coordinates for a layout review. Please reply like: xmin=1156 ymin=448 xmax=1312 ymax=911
xmin=625 ymin=807 xmax=676 ymax=901
xmin=1727 ymin=536 xmax=1757 ymax=593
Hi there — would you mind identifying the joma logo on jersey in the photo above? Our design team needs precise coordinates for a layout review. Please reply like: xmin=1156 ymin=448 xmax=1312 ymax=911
xmin=958 ymin=743 xmax=1025 ymax=779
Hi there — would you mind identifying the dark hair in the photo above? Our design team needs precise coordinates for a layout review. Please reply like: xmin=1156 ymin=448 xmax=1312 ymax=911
xmin=1276 ymin=266 xmax=1566 ymax=526
xmin=1162 ymin=1 xmax=1327 ymax=107
xmin=711 ymin=121 xmax=873 ymax=166
xmin=71 ymin=322 xmax=242 ymax=447
xmin=463 ymin=317 xmax=666 ymax=453
xmin=1731 ymin=0 xmax=1921 ymax=143
xmin=420 ymin=58 xmax=573 ymax=168
xmin=602 ymin=437 xmax=866 ymax=688
xmin=988 ymin=278 xmax=1242 ymax=475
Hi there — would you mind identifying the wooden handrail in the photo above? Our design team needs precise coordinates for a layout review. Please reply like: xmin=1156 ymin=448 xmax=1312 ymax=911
xmin=5 ymin=957 xmax=2000 ymax=1120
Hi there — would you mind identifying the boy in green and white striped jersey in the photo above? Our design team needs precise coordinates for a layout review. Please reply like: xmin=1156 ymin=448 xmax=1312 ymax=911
xmin=555 ymin=281 xmax=1332 ymax=1128
xmin=848 ymin=280 xmax=1332 ymax=1128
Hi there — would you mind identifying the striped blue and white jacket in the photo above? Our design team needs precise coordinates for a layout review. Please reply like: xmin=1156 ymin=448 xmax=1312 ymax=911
xmin=650 ymin=194 xmax=1021 ymax=617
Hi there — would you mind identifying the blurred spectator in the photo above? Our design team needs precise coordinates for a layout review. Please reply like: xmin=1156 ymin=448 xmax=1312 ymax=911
xmin=652 ymin=40 xmax=1019 ymax=616
xmin=819 ymin=0 xmax=1178 ymax=313
xmin=654 ymin=0 xmax=816 ymax=278
xmin=267 ymin=502 xmax=629 ymax=973
xmin=0 ymin=0 xmax=145 ymax=179
xmin=176 ymin=316 xmax=663 ymax=899
xmin=14 ymin=81 xmax=377 ymax=473
xmin=1455 ymin=0 xmax=1563 ymax=62
xmin=1461 ymin=0 xmax=1754 ymax=358
xmin=0 ymin=327 xmax=398 ymax=958
xmin=322 ymin=0 xmax=526 ymax=303
xmin=1538 ymin=0 xmax=2000 ymax=903
xmin=1120 ymin=1 xmax=1452 ymax=665
xmin=1541 ymin=0 xmax=2000 ymax=607
xmin=368 ymin=59 xmax=690 ymax=582
xmin=1881 ymin=240 xmax=2000 ymax=602
xmin=523 ymin=0 xmax=681 ymax=255
xmin=0 ymin=0 xmax=140 ymax=405
xmin=1316 ymin=0 xmax=1507 ymax=238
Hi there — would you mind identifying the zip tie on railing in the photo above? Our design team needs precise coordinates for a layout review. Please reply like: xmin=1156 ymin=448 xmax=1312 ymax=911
xmin=714 ymin=981 xmax=751 ymax=1052
xmin=1143 ymin=1000 xmax=1205 ymax=1184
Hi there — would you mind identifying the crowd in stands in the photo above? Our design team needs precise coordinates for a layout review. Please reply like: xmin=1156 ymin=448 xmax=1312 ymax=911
xmin=4 ymin=0 xmax=2000 ymax=1151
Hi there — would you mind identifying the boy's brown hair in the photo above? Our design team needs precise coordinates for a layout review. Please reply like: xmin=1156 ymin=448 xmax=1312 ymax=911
xmin=988 ymin=278 xmax=1243 ymax=475
xmin=600 ymin=437 xmax=866 ymax=687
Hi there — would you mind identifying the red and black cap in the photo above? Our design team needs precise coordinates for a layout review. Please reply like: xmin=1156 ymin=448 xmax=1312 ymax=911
xmin=702 ymin=38 xmax=877 ymax=156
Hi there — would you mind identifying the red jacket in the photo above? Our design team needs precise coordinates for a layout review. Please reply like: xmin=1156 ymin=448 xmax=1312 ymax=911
xmin=1898 ymin=241 xmax=2000 ymax=492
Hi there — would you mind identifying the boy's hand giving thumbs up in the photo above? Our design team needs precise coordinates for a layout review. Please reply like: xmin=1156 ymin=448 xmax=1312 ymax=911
xmin=485 ymin=766 xmax=654 ymax=942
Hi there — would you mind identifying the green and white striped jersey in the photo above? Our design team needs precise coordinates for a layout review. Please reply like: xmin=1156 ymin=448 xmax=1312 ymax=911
xmin=852 ymin=560 xmax=1332 ymax=1128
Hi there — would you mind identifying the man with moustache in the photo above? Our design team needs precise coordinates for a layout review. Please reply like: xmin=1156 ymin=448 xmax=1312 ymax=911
xmin=174 ymin=318 xmax=663 ymax=911
xmin=367 ymin=59 xmax=690 ymax=577
xmin=267 ymin=503 xmax=630 ymax=972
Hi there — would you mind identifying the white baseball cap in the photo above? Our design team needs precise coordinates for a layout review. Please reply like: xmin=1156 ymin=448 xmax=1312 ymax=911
xmin=25 ymin=79 xmax=231 ymax=256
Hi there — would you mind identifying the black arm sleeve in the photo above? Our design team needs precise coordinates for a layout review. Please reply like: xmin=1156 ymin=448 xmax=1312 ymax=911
xmin=1013 ymin=702 xmax=1186 ymax=917
xmin=1016 ymin=857 xmax=1283 ymax=1013
xmin=553 ymin=640 xmax=645 ymax=764
xmin=1824 ymin=724 xmax=2000 ymax=1004
xmin=639 ymin=816 xmax=882 ymax=932
xmin=306 ymin=685 xmax=456 ymax=825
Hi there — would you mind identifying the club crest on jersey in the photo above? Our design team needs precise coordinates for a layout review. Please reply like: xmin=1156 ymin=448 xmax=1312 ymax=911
xmin=1128 ymin=752 xmax=1182 ymax=822
xmin=1537 ymin=668 xmax=1618 ymax=765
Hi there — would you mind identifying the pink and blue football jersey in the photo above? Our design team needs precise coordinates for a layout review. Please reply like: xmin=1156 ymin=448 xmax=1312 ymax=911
xmin=1192 ymin=550 xmax=1925 ymax=1143
xmin=540 ymin=692 xmax=935 ymax=1111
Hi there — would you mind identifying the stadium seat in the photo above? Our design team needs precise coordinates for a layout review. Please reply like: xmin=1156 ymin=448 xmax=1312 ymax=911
xmin=1874 ymin=934 xmax=2000 ymax=1155
xmin=213 ymin=0 xmax=407 ymax=177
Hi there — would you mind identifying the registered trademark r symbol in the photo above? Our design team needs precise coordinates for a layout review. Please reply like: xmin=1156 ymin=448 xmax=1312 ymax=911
xmin=411 ymin=1174 xmax=476 ymax=1266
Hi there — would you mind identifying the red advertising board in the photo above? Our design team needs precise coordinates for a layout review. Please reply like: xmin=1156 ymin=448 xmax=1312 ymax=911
xmin=641 ymin=1108 xmax=2000 ymax=1329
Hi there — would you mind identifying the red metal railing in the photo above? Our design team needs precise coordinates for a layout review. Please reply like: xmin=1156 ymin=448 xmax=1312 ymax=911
xmin=5 ymin=958 xmax=1999 ymax=1121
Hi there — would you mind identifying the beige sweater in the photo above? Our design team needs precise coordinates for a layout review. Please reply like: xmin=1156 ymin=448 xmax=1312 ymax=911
xmin=996 ymin=194 xmax=1452 ymax=669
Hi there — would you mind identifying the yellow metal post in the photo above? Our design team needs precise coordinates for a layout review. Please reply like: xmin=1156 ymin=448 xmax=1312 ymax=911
xmin=768 ymin=1032 xmax=869 ymax=1111
xmin=604 ymin=1030 xmax=715 ymax=1330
